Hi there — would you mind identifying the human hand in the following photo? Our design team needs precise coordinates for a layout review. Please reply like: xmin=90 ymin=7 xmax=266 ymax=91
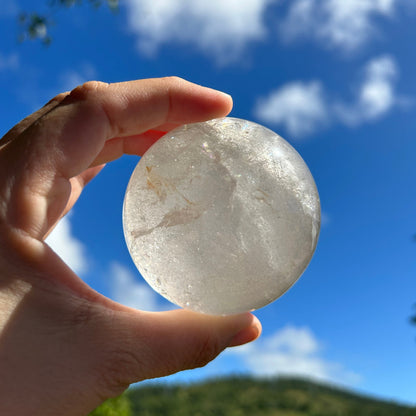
xmin=0 ymin=77 xmax=261 ymax=416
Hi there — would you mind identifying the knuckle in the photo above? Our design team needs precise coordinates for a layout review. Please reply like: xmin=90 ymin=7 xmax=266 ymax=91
xmin=44 ymin=91 xmax=69 ymax=107
xmin=69 ymin=80 xmax=110 ymax=102
xmin=161 ymin=76 xmax=185 ymax=87
xmin=65 ymin=80 xmax=115 ymax=135
xmin=97 ymin=348 xmax=145 ymax=397
xmin=67 ymin=300 xmax=95 ymax=328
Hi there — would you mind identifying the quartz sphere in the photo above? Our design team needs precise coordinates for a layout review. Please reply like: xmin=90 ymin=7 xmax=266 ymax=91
xmin=123 ymin=117 xmax=320 ymax=315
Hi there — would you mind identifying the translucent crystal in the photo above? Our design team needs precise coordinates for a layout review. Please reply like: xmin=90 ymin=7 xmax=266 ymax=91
xmin=123 ymin=118 xmax=320 ymax=315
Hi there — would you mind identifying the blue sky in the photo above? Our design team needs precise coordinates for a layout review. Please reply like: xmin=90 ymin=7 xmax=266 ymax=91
xmin=1 ymin=0 xmax=416 ymax=405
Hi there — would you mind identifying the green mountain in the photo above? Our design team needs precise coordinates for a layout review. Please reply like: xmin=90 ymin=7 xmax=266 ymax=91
xmin=122 ymin=377 xmax=415 ymax=416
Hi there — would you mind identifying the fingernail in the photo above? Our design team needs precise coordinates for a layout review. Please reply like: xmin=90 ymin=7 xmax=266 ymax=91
xmin=218 ymin=91 xmax=233 ymax=101
xmin=205 ymin=86 xmax=232 ymax=103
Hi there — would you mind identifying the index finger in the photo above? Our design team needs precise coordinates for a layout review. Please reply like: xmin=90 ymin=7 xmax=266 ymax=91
xmin=6 ymin=77 xmax=233 ymax=181
xmin=58 ymin=77 xmax=233 ymax=177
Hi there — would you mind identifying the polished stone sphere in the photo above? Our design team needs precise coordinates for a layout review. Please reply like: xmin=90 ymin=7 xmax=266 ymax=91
xmin=123 ymin=117 xmax=320 ymax=315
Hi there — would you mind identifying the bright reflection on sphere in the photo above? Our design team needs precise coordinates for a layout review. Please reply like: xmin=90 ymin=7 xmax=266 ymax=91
xmin=123 ymin=118 xmax=320 ymax=315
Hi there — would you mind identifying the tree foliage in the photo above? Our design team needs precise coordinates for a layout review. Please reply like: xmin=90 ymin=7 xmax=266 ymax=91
xmin=18 ymin=0 xmax=119 ymax=45
xmin=411 ymin=304 xmax=416 ymax=326
xmin=88 ymin=394 xmax=131 ymax=416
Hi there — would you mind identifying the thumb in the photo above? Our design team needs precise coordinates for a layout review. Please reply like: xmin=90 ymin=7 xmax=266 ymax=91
xmin=98 ymin=308 xmax=261 ymax=394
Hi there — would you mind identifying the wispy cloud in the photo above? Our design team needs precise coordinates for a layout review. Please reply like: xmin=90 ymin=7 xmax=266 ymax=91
xmin=320 ymin=212 xmax=331 ymax=227
xmin=14 ymin=62 xmax=98 ymax=113
xmin=0 ymin=52 xmax=19 ymax=71
xmin=124 ymin=0 xmax=274 ymax=63
xmin=45 ymin=214 xmax=89 ymax=276
xmin=58 ymin=63 xmax=97 ymax=93
xmin=228 ymin=325 xmax=361 ymax=386
xmin=109 ymin=262 xmax=173 ymax=311
xmin=254 ymin=55 xmax=405 ymax=138
xmin=280 ymin=0 xmax=398 ymax=52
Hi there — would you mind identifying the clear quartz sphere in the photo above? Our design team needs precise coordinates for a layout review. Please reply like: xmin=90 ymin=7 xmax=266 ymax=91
xmin=123 ymin=117 xmax=320 ymax=315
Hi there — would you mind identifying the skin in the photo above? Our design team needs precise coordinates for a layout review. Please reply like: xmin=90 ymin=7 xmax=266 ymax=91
xmin=0 ymin=77 xmax=262 ymax=416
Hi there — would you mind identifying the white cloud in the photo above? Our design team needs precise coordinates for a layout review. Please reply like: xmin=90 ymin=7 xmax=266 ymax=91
xmin=109 ymin=262 xmax=172 ymax=311
xmin=124 ymin=0 xmax=274 ymax=63
xmin=335 ymin=55 xmax=399 ymax=125
xmin=45 ymin=219 xmax=168 ymax=311
xmin=45 ymin=215 xmax=89 ymax=276
xmin=255 ymin=55 xmax=404 ymax=137
xmin=0 ymin=53 xmax=19 ymax=71
xmin=229 ymin=325 xmax=361 ymax=386
xmin=121 ymin=0 xmax=408 ymax=61
xmin=280 ymin=0 xmax=397 ymax=52
xmin=254 ymin=81 xmax=329 ymax=137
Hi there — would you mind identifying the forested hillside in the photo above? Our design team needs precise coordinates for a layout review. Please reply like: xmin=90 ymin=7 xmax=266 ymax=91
xmin=90 ymin=377 xmax=416 ymax=416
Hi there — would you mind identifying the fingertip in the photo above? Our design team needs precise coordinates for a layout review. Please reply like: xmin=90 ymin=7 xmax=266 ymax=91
xmin=227 ymin=313 xmax=262 ymax=347
xmin=174 ymin=78 xmax=233 ymax=121
xmin=214 ymin=90 xmax=233 ymax=115
xmin=203 ymin=87 xmax=233 ymax=117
